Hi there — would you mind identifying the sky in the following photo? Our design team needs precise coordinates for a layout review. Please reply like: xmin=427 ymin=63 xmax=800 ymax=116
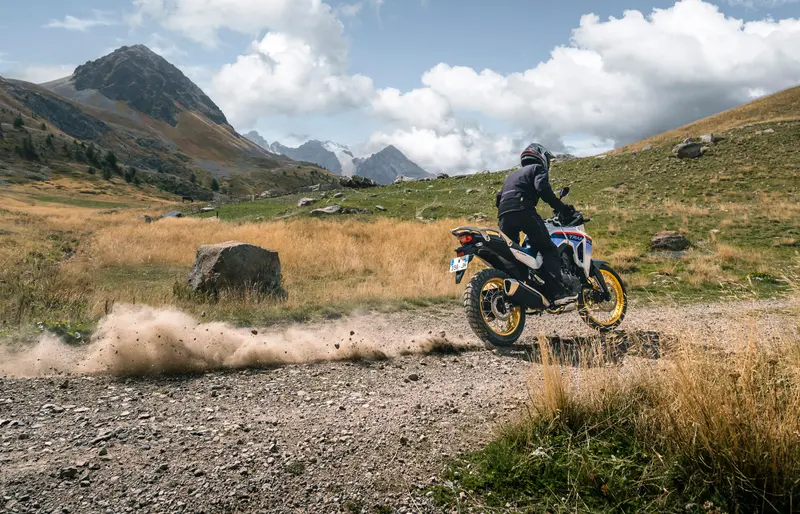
xmin=2 ymin=0 xmax=800 ymax=174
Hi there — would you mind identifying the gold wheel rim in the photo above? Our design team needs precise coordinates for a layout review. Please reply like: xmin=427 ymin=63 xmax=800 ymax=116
xmin=480 ymin=278 xmax=522 ymax=336
xmin=583 ymin=269 xmax=625 ymax=326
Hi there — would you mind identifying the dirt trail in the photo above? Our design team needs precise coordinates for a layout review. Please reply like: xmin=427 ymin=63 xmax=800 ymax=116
xmin=1 ymin=299 xmax=796 ymax=513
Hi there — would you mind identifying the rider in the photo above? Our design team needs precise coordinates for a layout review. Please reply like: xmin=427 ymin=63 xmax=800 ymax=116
xmin=495 ymin=143 xmax=578 ymax=307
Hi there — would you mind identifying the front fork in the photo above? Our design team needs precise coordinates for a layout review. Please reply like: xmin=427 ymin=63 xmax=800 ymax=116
xmin=586 ymin=260 xmax=612 ymax=302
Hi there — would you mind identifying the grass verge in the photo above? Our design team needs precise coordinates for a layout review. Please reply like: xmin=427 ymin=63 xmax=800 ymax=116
xmin=431 ymin=307 xmax=800 ymax=513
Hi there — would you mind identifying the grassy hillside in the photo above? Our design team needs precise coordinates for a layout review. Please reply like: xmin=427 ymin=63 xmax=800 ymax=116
xmin=0 ymin=76 xmax=338 ymax=199
xmin=191 ymin=118 xmax=799 ymax=303
xmin=615 ymin=85 xmax=800 ymax=153
xmin=1 ymin=82 xmax=798 ymax=341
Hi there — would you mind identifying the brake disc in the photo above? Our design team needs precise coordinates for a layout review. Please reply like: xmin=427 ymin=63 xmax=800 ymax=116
xmin=490 ymin=295 xmax=511 ymax=321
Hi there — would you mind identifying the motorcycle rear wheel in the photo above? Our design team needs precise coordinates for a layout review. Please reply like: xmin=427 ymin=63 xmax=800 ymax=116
xmin=464 ymin=269 xmax=526 ymax=348
xmin=578 ymin=263 xmax=627 ymax=332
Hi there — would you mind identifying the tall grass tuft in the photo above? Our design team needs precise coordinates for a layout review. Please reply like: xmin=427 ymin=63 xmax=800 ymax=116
xmin=435 ymin=315 xmax=800 ymax=512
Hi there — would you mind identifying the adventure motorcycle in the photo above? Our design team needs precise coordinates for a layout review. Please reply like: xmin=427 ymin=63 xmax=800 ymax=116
xmin=449 ymin=187 xmax=627 ymax=347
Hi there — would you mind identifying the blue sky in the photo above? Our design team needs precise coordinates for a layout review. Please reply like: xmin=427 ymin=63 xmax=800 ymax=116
xmin=2 ymin=0 xmax=800 ymax=173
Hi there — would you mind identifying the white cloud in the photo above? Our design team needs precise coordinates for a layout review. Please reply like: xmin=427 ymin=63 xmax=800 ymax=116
xmin=131 ymin=0 xmax=348 ymax=58
xmin=727 ymin=0 xmax=800 ymax=8
xmin=139 ymin=0 xmax=800 ymax=173
xmin=362 ymin=126 xmax=538 ymax=175
xmin=6 ymin=65 xmax=75 ymax=84
xmin=147 ymin=34 xmax=186 ymax=59
xmin=371 ymin=87 xmax=453 ymax=131
xmin=45 ymin=10 xmax=116 ymax=31
xmin=390 ymin=0 xmax=800 ymax=148
xmin=210 ymin=32 xmax=374 ymax=127
xmin=337 ymin=2 xmax=364 ymax=18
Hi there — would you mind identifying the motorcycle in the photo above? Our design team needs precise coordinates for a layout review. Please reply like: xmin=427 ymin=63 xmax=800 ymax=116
xmin=448 ymin=187 xmax=628 ymax=347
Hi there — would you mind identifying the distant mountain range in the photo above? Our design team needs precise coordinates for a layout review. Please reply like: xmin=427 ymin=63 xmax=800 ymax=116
xmin=0 ymin=45 xmax=339 ymax=198
xmin=245 ymin=133 xmax=433 ymax=185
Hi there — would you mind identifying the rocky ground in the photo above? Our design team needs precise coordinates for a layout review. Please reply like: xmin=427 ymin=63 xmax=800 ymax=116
xmin=1 ymin=298 xmax=796 ymax=514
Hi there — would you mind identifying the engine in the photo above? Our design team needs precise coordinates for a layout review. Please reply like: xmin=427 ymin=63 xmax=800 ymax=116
xmin=560 ymin=252 xmax=583 ymax=296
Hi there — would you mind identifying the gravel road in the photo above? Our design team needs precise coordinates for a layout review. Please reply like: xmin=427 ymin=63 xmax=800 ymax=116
xmin=1 ymin=298 xmax=796 ymax=514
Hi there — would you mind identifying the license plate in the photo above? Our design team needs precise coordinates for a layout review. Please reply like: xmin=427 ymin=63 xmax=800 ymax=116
xmin=449 ymin=255 xmax=470 ymax=273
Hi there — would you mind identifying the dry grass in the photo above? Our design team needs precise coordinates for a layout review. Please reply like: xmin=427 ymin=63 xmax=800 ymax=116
xmin=85 ymin=217 xmax=464 ymax=306
xmin=608 ymin=247 xmax=641 ymax=273
xmin=523 ymin=309 xmax=800 ymax=512
xmin=663 ymin=199 xmax=711 ymax=216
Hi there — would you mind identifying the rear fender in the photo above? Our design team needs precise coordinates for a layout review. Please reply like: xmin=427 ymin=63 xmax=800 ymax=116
xmin=453 ymin=244 xmax=526 ymax=284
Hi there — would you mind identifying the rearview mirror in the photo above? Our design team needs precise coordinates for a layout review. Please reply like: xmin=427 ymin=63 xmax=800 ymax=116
xmin=558 ymin=186 xmax=570 ymax=199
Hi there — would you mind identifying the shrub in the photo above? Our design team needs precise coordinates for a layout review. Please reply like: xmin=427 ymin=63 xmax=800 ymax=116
xmin=211 ymin=178 xmax=220 ymax=191
xmin=15 ymin=134 xmax=38 ymax=161
xmin=88 ymin=166 xmax=96 ymax=175
xmin=124 ymin=166 xmax=137 ymax=183
xmin=104 ymin=151 xmax=119 ymax=172
xmin=13 ymin=114 xmax=23 ymax=129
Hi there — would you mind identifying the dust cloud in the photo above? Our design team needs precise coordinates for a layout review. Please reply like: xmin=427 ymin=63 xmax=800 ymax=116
xmin=0 ymin=305 xmax=471 ymax=378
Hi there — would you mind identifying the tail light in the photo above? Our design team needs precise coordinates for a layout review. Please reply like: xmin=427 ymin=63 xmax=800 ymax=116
xmin=458 ymin=234 xmax=473 ymax=244
xmin=456 ymin=251 xmax=465 ymax=257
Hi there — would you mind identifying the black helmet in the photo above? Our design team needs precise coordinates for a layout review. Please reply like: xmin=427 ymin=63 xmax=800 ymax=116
xmin=520 ymin=143 xmax=554 ymax=171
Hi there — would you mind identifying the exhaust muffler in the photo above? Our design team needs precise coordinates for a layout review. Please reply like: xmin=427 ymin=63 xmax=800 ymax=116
xmin=503 ymin=279 xmax=549 ymax=309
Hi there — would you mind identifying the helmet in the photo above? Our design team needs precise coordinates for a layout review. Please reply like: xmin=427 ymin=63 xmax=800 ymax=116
xmin=520 ymin=143 xmax=554 ymax=171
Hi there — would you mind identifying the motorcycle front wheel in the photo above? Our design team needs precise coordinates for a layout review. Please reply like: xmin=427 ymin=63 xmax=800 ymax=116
xmin=464 ymin=269 xmax=526 ymax=348
xmin=578 ymin=262 xmax=627 ymax=332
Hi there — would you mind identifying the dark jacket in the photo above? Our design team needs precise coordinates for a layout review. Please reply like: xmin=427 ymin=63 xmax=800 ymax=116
xmin=495 ymin=164 xmax=565 ymax=217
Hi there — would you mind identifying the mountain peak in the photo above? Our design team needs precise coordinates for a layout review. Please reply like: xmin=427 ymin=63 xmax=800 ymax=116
xmin=70 ymin=45 xmax=228 ymax=127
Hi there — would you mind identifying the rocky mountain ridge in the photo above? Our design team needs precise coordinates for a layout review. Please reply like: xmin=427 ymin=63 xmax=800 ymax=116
xmin=246 ymin=132 xmax=432 ymax=184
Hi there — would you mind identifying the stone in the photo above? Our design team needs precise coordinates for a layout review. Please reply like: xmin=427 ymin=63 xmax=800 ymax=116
xmin=298 ymin=197 xmax=316 ymax=207
xmin=375 ymin=205 xmax=387 ymax=212
xmin=651 ymin=231 xmax=691 ymax=251
xmin=436 ymin=173 xmax=450 ymax=179
xmin=310 ymin=205 xmax=342 ymax=216
xmin=407 ymin=374 xmax=420 ymax=382
xmin=187 ymin=241 xmax=283 ymax=298
xmin=333 ymin=192 xmax=344 ymax=198
xmin=699 ymin=133 xmax=722 ymax=143
xmin=642 ymin=145 xmax=653 ymax=151
xmin=672 ymin=142 xmax=705 ymax=159
xmin=60 ymin=467 xmax=79 ymax=480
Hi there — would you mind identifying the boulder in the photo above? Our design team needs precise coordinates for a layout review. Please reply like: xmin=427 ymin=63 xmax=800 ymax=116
xmin=672 ymin=142 xmax=705 ymax=159
xmin=188 ymin=241 xmax=283 ymax=298
xmin=436 ymin=173 xmax=450 ymax=179
xmin=642 ymin=145 xmax=653 ymax=151
xmin=333 ymin=192 xmax=344 ymax=198
xmin=310 ymin=205 xmax=341 ymax=216
xmin=339 ymin=175 xmax=377 ymax=189
xmin=651 ymin=231 xmax=691 ymax=251
xmin=700 ymin=133 xmax=722 ymax=143
xmin=298 ymin=197 xmax=316 ymax=207
xmin=375 ymin=205 xmax=387 ymax=212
